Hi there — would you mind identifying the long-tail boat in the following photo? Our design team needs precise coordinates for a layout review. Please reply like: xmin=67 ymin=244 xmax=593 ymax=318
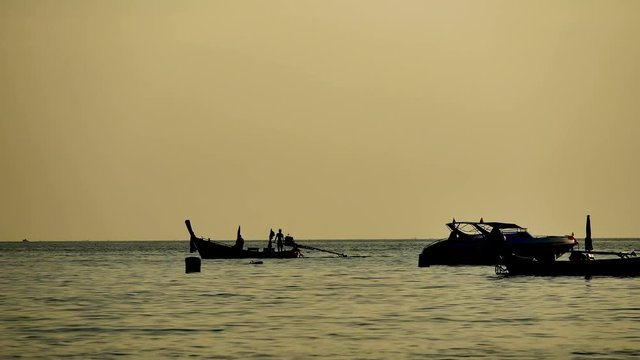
xmin=498 ymin=252 xmax=640 ymax=276
xmin=497 ymin=215 xmax=640 ymax=277
xmin=185 ymin=220 xmax=300 ymax=259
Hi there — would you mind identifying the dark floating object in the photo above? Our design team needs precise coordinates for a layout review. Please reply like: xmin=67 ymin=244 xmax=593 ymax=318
xmin=186 ymin=220 xmax=300 ymax=259
xmin=185 ymin=256 xmax=201 ymax=273
xmin=249 ymin=260 xmax=264 ymax=265
xmin=419 ymin=220 xmax=577 ymax=267
xmin=497 ymin=215 xmax=640 ymax=277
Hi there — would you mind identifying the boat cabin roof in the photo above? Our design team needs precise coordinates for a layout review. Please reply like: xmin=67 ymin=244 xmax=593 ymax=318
xmin=446 ymin=221 xmax=527 ymax=236
xmin=447 ymin=221 xmax=524 ymax=229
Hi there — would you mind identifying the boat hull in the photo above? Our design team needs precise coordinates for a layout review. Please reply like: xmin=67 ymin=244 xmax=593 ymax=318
xmin=418 ymin=238 xmax=500 ymax=266
xmin=418 ymin=236 xmax=576 ymax=267
xmin=504 ymin=235 xmax=577 ymax=262
xmin=191 ymin=237 xmax=300 ymax=259
xmin=502 ymin=255 xmax=640 ymax=277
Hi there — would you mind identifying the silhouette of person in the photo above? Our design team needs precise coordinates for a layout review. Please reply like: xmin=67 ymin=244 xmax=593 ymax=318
xmin=488 ymin=226 xmax=505 ymax=256
xmin=275 ymin=229 xmax=284 ymax=252
xmin=235 ymin=226 xmax=244 ymax=250
xmin=268 ymin=228 xmax=275 ymax=252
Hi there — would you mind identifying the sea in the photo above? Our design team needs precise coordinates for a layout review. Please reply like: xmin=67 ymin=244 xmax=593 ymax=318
xmin=2 ymin=238 xmax=640 ymax=359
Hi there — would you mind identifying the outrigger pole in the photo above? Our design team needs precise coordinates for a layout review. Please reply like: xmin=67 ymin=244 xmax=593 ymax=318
xmin=284 ymin=237 xmax=348 ymax=257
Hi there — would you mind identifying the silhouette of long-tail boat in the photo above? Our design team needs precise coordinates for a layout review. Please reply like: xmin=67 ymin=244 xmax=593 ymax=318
xmin=185 ymin=220 xmax=300 ymax=259
xmin=497 ymin=215 xmax=640 ymax=277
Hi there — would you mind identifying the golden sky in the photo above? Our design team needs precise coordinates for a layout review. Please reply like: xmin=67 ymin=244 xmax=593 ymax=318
xmin=1 ymin=0 xmax=639 ymax=240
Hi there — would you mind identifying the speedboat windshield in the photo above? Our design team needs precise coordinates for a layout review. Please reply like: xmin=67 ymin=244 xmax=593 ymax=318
xmin=447 ymin=221 xmax=527 ymax=237
xmin=448 ymin=222 xmax=483 ymax=236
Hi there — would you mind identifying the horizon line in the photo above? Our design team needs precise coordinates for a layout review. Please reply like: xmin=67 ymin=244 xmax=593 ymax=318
xmin=4 ymin=237 xmax=640 ymax=242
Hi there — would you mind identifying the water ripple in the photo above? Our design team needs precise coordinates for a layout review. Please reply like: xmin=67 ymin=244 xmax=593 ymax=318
xmin=1 ymin=240 xmax=640 ymax=359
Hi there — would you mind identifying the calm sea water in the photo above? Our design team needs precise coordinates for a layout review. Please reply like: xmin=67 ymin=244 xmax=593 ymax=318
xmin=2 ymin=239 xmax=640 ymax=359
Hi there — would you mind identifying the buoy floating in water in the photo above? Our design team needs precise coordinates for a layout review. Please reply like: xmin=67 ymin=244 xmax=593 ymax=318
xmin=185 ymin=256 xmax=201 ymax=273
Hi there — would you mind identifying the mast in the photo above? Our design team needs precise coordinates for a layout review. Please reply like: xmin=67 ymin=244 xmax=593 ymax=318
xmin=585 ymin=215 xmax=593 ymax=252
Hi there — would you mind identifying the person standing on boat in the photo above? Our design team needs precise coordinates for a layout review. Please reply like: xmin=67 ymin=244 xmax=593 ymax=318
xmin=268 ymin=228 xmax=275 ymax=252
xmin=275 ymin=229 xmax=284 ymax=252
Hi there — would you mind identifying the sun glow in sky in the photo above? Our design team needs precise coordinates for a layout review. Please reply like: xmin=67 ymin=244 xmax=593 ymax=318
xmin=1 ymin=0 xmax=639 ymax=240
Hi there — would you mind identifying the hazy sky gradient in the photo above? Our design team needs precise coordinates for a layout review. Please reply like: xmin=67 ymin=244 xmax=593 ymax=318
xmin=2 ymin=1 xmax=639 ymax=240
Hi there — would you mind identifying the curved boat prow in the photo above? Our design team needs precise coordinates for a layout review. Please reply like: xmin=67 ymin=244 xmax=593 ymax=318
xmin=185 ymin=219 xmax=197 ymax=240
xmin=185 ymin=219 xmax=198 ymax=253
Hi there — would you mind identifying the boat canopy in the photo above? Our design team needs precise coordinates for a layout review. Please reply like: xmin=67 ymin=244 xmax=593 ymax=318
xmin=446 ymin=221 xmax=526 ymax=236
xmin=447 ymin=221 xmax=522 ymax=228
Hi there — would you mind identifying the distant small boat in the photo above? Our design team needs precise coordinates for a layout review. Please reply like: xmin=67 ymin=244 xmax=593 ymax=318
xmin=418 ymin=219 xmax=576 ymax=267
xmin=185 ymin=220 xmax=300 ymax=259
xmin=497 ymin=215 xmax=640 ymax=277
xmin=22 ymin=239 xmax=29 ymax=242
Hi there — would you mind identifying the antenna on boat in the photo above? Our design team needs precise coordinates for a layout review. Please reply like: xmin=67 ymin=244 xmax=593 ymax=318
xmin=585 ymin=215 xmax=593 ymax=252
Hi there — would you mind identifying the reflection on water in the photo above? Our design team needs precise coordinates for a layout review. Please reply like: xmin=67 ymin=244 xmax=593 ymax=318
xmin=1 ymin=240 xmax=640 ymax=359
